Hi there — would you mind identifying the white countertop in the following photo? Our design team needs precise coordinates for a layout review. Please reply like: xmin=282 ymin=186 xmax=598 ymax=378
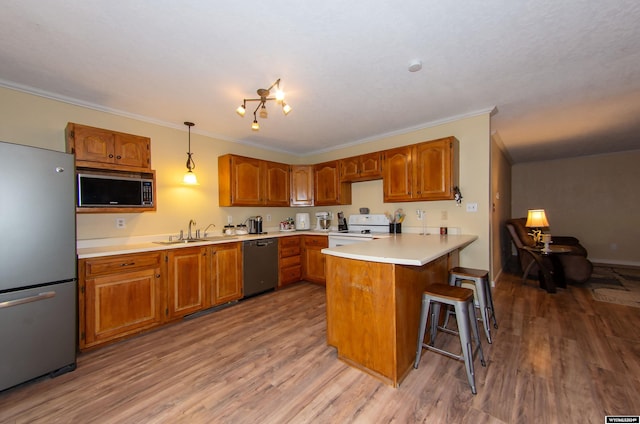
xmin=321 ymin=234 xmax=477 ymax=266
xmin=77 ymin=231 xmax=329 ymax=259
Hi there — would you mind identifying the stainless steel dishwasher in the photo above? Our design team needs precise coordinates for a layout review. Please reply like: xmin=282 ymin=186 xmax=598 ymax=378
xmin=242 ymin=238 xmax=278 ymax=297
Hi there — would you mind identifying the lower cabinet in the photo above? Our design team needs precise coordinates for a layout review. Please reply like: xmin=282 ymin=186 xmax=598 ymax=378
xmin=166 ymin=246 xmax=207 ymax=320
xmin=279 ymin=235 xmax=302 ymax=287
xmin=302 ymin=235 xmax=328 ymax=285
xmin=78 ymin=242 xmax=243 ymax=351
xmin=79 ymin=252 xmax=163 ymax=350
xmin=208 ymin=242 xmax=243 ymax=305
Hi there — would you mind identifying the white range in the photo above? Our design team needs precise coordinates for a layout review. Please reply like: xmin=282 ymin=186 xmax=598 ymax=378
xmin=327 ymin=214 xmax=391 ymax=247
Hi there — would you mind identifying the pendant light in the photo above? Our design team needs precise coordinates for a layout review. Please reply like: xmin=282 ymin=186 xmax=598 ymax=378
xmin=183 ymin=121 xmax=198 ymax=185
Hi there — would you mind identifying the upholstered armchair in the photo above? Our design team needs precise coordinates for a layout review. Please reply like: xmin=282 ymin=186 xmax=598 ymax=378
xmin=506 ymin=218 xmax=593 ymax=287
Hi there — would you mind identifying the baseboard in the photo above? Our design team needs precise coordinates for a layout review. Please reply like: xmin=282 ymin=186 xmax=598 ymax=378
xmin=590 ymin=258 xmax=640 ymax=269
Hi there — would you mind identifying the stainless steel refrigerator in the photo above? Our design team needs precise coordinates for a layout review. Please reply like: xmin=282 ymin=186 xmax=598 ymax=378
xmin=0 ymin=141 xmax=77 ymax=391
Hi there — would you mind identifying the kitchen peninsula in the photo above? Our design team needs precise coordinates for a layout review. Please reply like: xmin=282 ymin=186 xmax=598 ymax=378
xmin=321 ymin=233 xmax=477 ymax=387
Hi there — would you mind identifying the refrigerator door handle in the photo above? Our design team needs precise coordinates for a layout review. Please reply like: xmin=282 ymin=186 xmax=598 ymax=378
xmin=0 ymin=291 xmax=56 ymax=309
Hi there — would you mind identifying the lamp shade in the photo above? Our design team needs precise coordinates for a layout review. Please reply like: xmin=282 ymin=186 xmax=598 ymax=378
xmin=525 ymin=209 xmax=549 ymax=227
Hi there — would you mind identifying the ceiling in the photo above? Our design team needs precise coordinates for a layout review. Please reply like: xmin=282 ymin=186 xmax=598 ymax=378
xmin=1 ymin=1 xmax=639 ymax=163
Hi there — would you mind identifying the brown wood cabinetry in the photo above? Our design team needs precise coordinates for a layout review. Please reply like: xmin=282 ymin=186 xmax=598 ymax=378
xmin=314 ymin=161 xmax=352 ymax=206
xmin=208 ymin=242 xmax=243 ymax=305
xmin=78 ymin=252 xmax=163 ymax=350
xmin=382 ymin=146 xmax=413 ymax=202
xmin=301 ymin=235 xmax=328 ymax=285
xmin=325 ymin=252 xmax=453 ymax=387
xmin=290 ymin=165 xmax=314 ymax=206
xmin=218 ymin=154 xmax=290 ymax=206
xmin=65 ymin=122 xmax=151 ymax=171
xmin=279 ymin=235 xmax=302 ymax=287
xmin=382 ymin=137 xmax=458 ymax=202
xmin=166 ymin=247 xmax=207 ymax=320
xmin=340 ymin=152 xmax=383 ymax=182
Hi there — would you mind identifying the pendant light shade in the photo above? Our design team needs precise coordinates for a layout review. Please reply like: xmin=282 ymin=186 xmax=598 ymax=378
xmin=183 ymin=121 xmax=198 ymax=185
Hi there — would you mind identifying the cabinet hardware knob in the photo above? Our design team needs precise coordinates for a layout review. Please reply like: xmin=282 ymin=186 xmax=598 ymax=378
xmin=116 ymin=155 xmax=122 ymax=159
xmin=121 ymin=262 xmax=135 ymax=267
xmin=109 ymin=154 xmax=114 ymax=158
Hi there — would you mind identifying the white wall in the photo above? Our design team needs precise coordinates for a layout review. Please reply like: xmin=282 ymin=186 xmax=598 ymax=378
xmin=0 ymin=86 xmax=492 ymax=270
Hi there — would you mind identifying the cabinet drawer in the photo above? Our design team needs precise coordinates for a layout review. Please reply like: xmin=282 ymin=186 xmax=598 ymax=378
xmin=303 ymin=236 xmax=328 ymax=248
xmin=84 ymin=252 xmax=162 ymax=277
xmin=280 ymin=255 xmax=301 ymax=268
xmin=280 ymin=265 xmax=301 ymax=285
xmin=280 ymin=245 xmax=301 ymax=258
xmin=280 ymin=236 xmax=301 ymax=248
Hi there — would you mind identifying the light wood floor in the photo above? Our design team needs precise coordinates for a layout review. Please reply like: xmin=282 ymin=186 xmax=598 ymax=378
xmin=1 ymin=271 xmax=639 ymax=423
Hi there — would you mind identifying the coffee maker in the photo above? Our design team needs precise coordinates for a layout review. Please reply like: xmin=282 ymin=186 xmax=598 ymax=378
xmin=248 ymin=216 xmax=263 ymax=234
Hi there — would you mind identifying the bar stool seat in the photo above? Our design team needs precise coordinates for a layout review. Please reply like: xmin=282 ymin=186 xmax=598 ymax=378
xmin=446 ymin=267 xmax=498 ymax=344
xmin=414 ymin=283 xmax=486 ymax=394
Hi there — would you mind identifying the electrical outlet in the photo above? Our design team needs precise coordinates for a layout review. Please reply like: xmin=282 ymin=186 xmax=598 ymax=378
xmin=416 ymin=209 xmax=424 ymax=220
xmin=227 ymin=215 xmax=233 ymax=224
xmin=441 ymin=210 xmax=448 ymax=220
xmin=466 ymin=203 xmax=478 ymax=212
xmin=116 ymin=218 xmax=126 ymax=229
xmin=266 ymin=214 xmax=272 ymax=222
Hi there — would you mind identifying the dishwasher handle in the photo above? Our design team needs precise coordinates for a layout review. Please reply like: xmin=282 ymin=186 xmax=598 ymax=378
xmin=256 ymin=240 xmax=274 ymax=247
xmin=0 ymin=291 xmax=56 ymax=309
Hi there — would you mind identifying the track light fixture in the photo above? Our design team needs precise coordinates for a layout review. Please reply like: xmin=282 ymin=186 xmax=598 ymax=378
xmin=183 ymin=121 xmax=198 ymax=185
xmin=236 ymin=78 xmax=292 ymax=131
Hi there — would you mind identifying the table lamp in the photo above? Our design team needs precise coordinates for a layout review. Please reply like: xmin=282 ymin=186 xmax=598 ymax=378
xmin=525 ymin=209 xmax=549 ymax=247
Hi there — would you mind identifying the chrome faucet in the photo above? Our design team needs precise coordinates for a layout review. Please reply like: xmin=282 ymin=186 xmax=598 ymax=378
xmin=188 ymin=219 xmax=196 ymax=240
xmin=203 ymin=223 xmax=216 ymax=237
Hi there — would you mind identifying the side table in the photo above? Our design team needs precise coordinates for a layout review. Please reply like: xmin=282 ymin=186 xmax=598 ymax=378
xmin=522 ymin=245 xmax=572 ymax=293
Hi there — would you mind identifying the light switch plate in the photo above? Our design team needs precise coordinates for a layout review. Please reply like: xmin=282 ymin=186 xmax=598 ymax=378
xmin=466 ymin=203 xmax=478 ymax=212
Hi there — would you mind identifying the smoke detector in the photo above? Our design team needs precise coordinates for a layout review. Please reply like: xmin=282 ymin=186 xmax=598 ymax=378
xmin=408 ymin=60 xmax=422 ymax=72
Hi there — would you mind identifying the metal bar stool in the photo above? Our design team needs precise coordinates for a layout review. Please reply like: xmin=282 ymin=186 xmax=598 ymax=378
xmin=414 ymin=284 xmax=486 ymax=394
xmin=445 ymin=267 xmax=498 ymax=344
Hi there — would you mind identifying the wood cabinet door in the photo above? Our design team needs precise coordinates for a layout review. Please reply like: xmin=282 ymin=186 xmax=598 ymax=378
xmin=339 ymin=156 xmax=360 ymax=182
xmin=84 ymin=267 xmax=162 ymax=348
xmin=210 ymin=243 xmax=243 ymax=305
xmin=231 ymin=156 xmax=263 ymax=206
xmin=290 ymin=165 xmax=314 ymax=206
xmin=72 ymin=125 xmax=116 ymax=164
xmin=166 ymin=247 xmax=207 ymax=319
xmin=382 ymin=146 xmax=413 ymax=202
xmin=114 ymin=133 xmax=151 ymax=169
xmin=302 ymin=236 xmax=328 ymax=284
xmin=359 ymin=152 xmax=383 ymax=180
xmin=413 ymin=137 xmax=455 ymax=200
xmin=314 ymin=161 xmax=351 ymax=206
xmin=265 ymin=161 xmax=290 ymax=206
xmin=341 ymin=152 xmax=383 ymax=182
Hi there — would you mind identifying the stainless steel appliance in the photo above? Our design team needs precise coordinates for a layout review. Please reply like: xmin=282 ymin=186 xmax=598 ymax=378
xmin=328 ymin=214 xmax=390 ymax=247
xmin=248 ymin=216 xmax=263 ymax=234
xmin=77 ymin=172 xmax=153 ymax=208
xmin=0 ymin=141 xmax=77 ymax=391
xmin=242 ymin=238 xmax=278 ymax=297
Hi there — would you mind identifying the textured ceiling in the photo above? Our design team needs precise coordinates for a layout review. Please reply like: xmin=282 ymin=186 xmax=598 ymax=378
xmin=1 ymin=1 xmax=639 ymax=163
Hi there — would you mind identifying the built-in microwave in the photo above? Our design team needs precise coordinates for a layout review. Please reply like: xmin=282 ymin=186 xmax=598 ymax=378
xmin=77 ymin=173 xmax=154 ymax=208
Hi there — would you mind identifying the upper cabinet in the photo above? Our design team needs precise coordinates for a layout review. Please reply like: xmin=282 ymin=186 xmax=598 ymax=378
xmin=383 ymin=137 xmax=458 ymax=202
xmin=290 ymin=165 xmax=314 ymax=207
xmin=314 ymin=160 xmax=352 ymax=206
xmin=66 ymin=122 xmax=151 ymax=172
xmin=218 ymin=154 xmax=290 ymax=207
xmin=340 ymin=152 xmax=383 ymax=182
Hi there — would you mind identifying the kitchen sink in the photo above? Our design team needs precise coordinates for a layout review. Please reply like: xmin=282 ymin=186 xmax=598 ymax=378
xmin=153 ymin=236 xmax=236 ymax=245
